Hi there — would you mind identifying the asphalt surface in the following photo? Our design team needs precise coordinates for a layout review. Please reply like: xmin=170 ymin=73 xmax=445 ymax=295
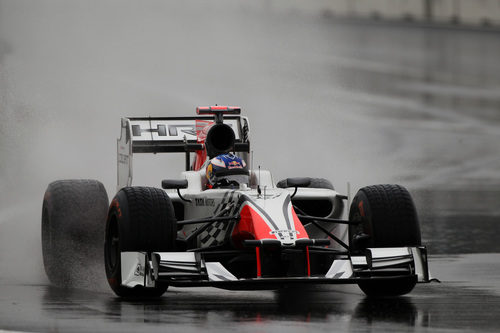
xmin=1 ymin=254 xmax=500 ymax=333
xmin=1 ymin=1 xmax=500 ymax=332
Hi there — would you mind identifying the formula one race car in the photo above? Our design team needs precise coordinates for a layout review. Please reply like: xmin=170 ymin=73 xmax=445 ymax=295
xmin=41 ymin=106 xmax=432 ymax=298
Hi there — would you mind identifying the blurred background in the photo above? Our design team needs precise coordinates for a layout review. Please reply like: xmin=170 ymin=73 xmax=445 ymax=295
xmin=1 ymin=0 xmax=500 ymax=284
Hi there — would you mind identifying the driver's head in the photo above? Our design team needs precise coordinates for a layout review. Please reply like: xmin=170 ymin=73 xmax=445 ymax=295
xmin=206 ymin=153 xmax=249 ymax=189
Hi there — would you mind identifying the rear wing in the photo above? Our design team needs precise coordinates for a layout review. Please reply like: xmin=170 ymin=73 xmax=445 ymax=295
xmin=117 ymin=116 xmax=250 ymax=190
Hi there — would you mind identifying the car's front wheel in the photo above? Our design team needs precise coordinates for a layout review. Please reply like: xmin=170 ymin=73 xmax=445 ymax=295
xmin=105 ymin=186 xmax=177 ymax=298
xmin=349 ymin=184 xmax=421 ymax=297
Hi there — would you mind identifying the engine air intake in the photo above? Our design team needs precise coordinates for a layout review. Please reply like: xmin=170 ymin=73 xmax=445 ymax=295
xmin=205 ymin=123 xmax=235 ymax=158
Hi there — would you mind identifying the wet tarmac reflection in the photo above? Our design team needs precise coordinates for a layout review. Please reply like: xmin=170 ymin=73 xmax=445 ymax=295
xmin=23 ymin=272 xmax=496 ymax=333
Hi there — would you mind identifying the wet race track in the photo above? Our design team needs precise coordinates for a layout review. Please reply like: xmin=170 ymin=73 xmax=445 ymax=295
xmin=2 ymin=254 xmax=500 ymax=333
xmin=1 ymin=1 xmax=500 ymax=332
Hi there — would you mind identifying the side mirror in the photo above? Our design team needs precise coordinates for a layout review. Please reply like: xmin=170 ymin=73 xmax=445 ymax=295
xmin=286 ymin=177 xmax=311 ymax=198
xmin=161 ymin=179 xmax=188 ymax=190
xmin=162 ymin=179 xmax=190 ymax=203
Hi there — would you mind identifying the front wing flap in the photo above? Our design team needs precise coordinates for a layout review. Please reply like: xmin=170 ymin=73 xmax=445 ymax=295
xmin=120 ymin=247 xmax=432 ymax=289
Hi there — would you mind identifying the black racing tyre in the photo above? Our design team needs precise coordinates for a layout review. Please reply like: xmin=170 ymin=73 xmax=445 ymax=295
xmin=348 ymin=184 xmax=421 ymax=297
xmin=105 ymin=186 xmax=177 ymax=298
xmin=276 ymin=177 xmax=334 ymax=190
xmin=278 ymin=177 xmax=343 ymax=218
xmin=42 ymin=180 xmax=109 ymax=288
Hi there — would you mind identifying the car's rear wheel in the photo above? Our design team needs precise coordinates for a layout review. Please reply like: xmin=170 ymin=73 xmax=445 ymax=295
xmin=348 ymin=184 xmax=421 ymax=297
xmin=105 ymin=186 xmax=177 ymax=298
xmin=276 ymin=177 xmax=334 ymax=190
xmin=277 ymin=177 xmax=339 ymax=217
xmin=42 ymin=180 xmax=109 ymax=288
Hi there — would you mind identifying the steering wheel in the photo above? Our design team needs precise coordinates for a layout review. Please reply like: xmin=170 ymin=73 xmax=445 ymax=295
xmin=216 ymin=179 xmax=239 ymax=188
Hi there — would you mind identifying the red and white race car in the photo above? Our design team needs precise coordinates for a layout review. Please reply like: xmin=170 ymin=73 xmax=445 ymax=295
xmin=41 ymin=106 xmax=432 ymax=298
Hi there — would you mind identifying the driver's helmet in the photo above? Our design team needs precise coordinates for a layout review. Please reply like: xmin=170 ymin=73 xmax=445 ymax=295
xmin=206 ymin=153 xmax=249 ymax=189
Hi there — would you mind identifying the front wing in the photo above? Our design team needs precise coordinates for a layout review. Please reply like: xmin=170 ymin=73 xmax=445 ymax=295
xmin=119 ymin=247 xmax=431 ymax=290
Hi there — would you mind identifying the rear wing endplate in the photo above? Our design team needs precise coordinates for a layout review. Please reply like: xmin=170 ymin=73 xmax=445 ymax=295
xmin=117 ymin=116 xmax=250 ymax=190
